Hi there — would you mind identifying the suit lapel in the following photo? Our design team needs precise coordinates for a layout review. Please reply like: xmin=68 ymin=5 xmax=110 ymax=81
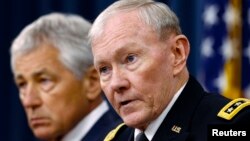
xmin=81 ymin=109 xmax=121 ymax=141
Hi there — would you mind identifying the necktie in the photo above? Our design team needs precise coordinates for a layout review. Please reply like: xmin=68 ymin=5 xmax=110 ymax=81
xmin=136 ymin=132 xmax=149 ymax=141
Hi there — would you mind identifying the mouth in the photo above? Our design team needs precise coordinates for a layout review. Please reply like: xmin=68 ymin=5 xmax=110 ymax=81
xmin=120 ymin=100 xmax=132 ymax=106
xmin=30 ymin=117 xmax=49 ymax=127
xmin=118 ymin=99 xmax=140 ymax=116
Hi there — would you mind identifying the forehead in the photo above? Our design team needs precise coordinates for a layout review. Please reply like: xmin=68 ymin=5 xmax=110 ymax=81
xmin=93 ymin=11 xmax=145 ymax=44
xmin=13 ymin=44 xmax=64 ymax=77
xmin=92 ymin=11 xmax=157 ymax=57
xmin=105 ymin=11 xmax=144 ymax=35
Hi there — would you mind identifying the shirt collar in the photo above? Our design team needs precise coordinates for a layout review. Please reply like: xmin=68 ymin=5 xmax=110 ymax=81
xmin=62 ymin=100 xmax=109 ymax=141
xmin=134 ymin=82 xmax=187 ymax=141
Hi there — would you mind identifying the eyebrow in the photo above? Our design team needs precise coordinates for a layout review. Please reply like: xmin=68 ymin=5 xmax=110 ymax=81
xmin=116 ymin=42 xmax=137 ymax=53
xmin=15 ymin=68 xmax=48 ymax=81
xmin=94 ymin=42 xmax=138 ymax=66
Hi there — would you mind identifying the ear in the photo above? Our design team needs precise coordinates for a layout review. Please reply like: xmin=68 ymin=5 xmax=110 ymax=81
xmin=83 ymin=66 xmax=102 ymax=101
xmin=172 ymin=35 xmax=190 ymax=76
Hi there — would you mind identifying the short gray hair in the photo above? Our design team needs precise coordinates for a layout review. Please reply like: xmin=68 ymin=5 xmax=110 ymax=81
xmin=89 ymin=0 xmax=181 ymax=42
xmin=10 ymin=13 xmax=92 ymax=79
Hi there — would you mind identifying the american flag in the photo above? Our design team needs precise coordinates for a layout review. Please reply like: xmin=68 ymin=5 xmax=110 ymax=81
xmin=198 ymin=0 xmax=250 ymax=99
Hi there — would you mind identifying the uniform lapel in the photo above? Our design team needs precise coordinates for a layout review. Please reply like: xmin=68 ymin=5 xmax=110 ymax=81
xmin=152 ymin=76 xmax=204 ymax=141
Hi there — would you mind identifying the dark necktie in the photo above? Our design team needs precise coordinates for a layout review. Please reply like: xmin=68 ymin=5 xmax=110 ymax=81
xmin=136 ymin=132 xmax=149 ymax=141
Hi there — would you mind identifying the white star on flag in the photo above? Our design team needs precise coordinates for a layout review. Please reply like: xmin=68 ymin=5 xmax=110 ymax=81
xmin=203 ymin=4 xmax=219 ymax=27
xmin=201 ymin=37 xmax=214 ymax=58
xmin=220 ymin=37 xmax=234 ymax=61
xmin=213 ymin=71 xmax=226 ymax=93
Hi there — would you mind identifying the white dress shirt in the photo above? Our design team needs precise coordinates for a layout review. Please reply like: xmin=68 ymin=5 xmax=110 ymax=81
xmin=62 ymin=100 xmax=109 ymax=141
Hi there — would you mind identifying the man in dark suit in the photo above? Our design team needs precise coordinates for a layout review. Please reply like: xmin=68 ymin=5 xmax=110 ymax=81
xmin=88 ymin=0 xmax=250 ymax=141
xmin=10 ymin=13 xmax=121 ymax=141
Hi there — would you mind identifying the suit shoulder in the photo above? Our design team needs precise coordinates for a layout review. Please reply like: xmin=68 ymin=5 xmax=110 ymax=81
xmin=104 ymin=123 xmax=126 ymax=141
xmin=217 ymin=98 xmax=250 ymax=120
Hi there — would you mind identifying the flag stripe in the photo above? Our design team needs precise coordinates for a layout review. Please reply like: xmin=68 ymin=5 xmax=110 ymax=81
xmin=223 ymin=0 xmax=242 ymax=99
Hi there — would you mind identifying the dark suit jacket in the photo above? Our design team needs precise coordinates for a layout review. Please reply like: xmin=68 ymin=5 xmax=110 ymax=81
xmin=108 ymin=75 xmax=250 ymax=141
xmin=81 ymin=107 xmax=122 ymax=141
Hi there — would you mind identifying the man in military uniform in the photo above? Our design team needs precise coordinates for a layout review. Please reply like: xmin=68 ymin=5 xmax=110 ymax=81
xmin=88 ymin=0 xmax=250 ymax=141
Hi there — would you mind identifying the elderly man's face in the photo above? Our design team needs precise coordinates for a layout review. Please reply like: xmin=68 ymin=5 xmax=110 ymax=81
xmin=13 ymin=44 xmax=90 ymax=140
xmin=92 ymin=11 xmax=178 ymax=130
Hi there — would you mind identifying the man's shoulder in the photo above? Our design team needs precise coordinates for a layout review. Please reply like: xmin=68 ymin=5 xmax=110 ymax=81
xmin=193 ymin=96 xmax=250 ymax=124
xmin=202 ymin=96 xmax=250 ymax=121
xmin=104 ymin=123 xmax=133 ymax=141
xmin=217 ymin=98 xmax=250 ymax=121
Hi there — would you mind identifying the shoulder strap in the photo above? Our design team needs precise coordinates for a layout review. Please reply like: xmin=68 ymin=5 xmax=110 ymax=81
xmin=217 ymin=98 xmax=250 ymax=120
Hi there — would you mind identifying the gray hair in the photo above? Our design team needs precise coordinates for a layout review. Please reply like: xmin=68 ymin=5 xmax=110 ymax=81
xmin=10 ymin=13 xmax=93 ymax=79
xmin=89 ymin=0 xmax=181 ymax=43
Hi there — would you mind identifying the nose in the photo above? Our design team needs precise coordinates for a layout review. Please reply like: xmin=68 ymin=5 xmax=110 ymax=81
xmin=20 ymin=84 xmax=42 ymax=109
xmin=110 ymin=69 xmax=130 ymax=93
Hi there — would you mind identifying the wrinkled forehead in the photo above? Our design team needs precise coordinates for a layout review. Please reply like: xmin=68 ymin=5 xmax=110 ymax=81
xmin=12 ymin=43 xmax=59 ymax=70
xmin=108 ymin=11 xmax=148 ymax=31
xmin=92 ymin=10 xmax=154 ymax=47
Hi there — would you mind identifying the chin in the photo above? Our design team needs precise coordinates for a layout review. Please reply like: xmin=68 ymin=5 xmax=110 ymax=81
xmin=33 ymin=127 xmax=58 ymax=140
xmin=122 ymin=112 xmax=148 ymax=129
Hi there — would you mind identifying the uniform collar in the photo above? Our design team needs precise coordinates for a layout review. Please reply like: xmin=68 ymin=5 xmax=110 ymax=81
xmin=134 ymin=81 xmax=187 ymax=141
xmin=151 ymin=75 xmax=205 ymax=141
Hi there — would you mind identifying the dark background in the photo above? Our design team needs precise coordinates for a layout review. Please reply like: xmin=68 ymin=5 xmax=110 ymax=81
xmin=1 ymin=0 xmax=248 ymax=141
